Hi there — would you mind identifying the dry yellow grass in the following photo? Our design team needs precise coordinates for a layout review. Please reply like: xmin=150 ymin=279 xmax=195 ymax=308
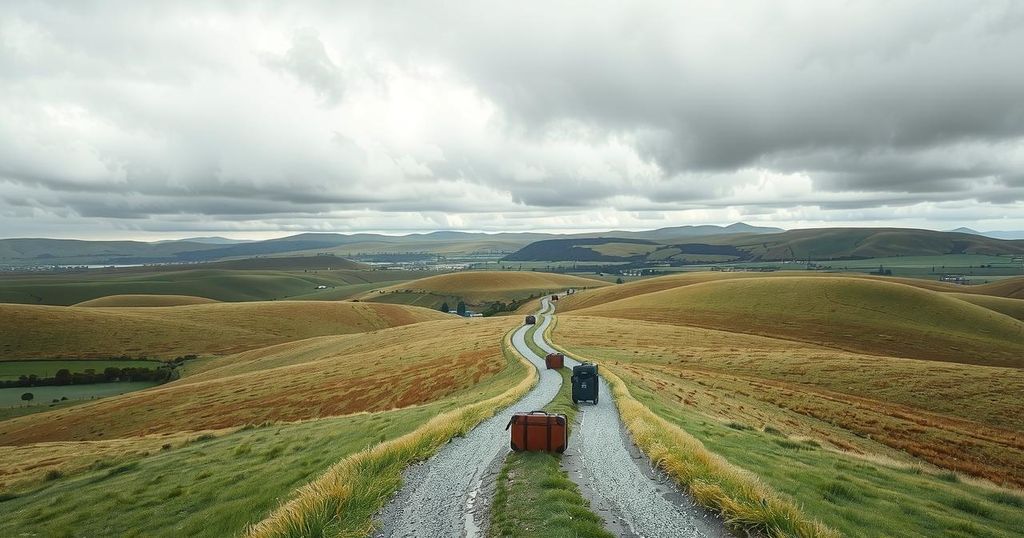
xmin=0 ymin=317 xmax=517 ymax=444
xmin=558 ymin=272 xmax=1024 ymax=313
xmin=572 ymin=276 xmax=1024 ymax=367
xmin=245 ymin=328 xmax=538 ymax=538
xmin=544 ymin=331 xmax=837 ymax=537
xmin=0 ymin=300 xmax=448 ymax=359
xmin=364 ymin=270 xmax=608 ymax=303
xmin=555 ymin=314 xmax=1024 ymax=486
xmin=72 ymin=294 xmax=220 ymax=307
xmin=950 ymin=292 xmax=1024 ymax=321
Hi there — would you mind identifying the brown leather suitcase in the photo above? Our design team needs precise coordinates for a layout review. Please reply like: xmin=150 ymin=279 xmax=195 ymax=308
xmin=545 ymin=352 xmax=564 ymax=369
xmin=506 ymin=411 xmax=567 ymax=453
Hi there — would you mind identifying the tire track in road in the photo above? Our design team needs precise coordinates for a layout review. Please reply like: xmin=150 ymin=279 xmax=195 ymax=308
xmin=538 ymin=299 xmax=731 ymax=538
xmin=375 ymin=301 xmax=561 ymax=538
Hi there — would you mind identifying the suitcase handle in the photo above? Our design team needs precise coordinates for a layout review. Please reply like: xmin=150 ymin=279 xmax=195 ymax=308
xmin=505 ymin=411 xmax=549 ymax=430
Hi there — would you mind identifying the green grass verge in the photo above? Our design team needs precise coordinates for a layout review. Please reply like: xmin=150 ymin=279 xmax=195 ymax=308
xmin=0 ymin=407 xmax=439 ymax=537
xmin=624 ymin=378 xmax=1024 ymax=538
xmin=488 ymin=365 xmax=610 ymax=538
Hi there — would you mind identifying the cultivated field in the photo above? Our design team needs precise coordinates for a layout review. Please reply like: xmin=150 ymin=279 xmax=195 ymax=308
xmin=553 ymin=273 xmax=1024 ymax=536
xmin=0 ymin=300 xmax=447 ymax=359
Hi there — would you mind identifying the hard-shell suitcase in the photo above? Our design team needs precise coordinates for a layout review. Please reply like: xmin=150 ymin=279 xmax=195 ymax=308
xmin=505 ymin=411 xmax=568 ymax=453
xmin=571 ymin=362 xmax=599 ymax=404
xmin=545 ymin=352 xmax=564 ymax=369
xmin=525 ymin=315 xmax=536 ymax=325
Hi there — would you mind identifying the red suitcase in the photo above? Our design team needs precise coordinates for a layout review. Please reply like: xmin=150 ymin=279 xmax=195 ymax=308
xmin=545 ymin=352 xmax=564 ymax=369
xmin=506 ymin=411 xmax=567 ymax=453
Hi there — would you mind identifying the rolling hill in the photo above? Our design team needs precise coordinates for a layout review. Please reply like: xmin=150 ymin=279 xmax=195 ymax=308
xmin=0 ymin=301 xmax=448 ymax=359
xmin=570 ymin=276 xmax=1024 ymax=367
xmin=73 ymin=294 xmax=220 ymax=307
xmin=0 ymin=263 xmax=410 ymax=306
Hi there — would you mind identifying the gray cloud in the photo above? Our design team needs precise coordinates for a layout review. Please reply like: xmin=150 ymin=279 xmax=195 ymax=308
xmin=0 ymin=0 xmax=1023 ymax=238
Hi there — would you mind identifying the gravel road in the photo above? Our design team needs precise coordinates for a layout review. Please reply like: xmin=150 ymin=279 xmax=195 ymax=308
xmin=374 ymin=300 xmax=562 ymax=537
xmin=376 ymin=297 xmax=728 ymax=537
xmin=538 ymin=300 xmax=731 ymax=538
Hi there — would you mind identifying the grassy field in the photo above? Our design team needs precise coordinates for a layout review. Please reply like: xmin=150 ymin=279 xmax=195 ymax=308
xmin=0 ymin=317 xmax=517 ymax=444
xmin=567 ymin=276 xmax=1024 ymax=367
xmin=0 ymin=316 xmax=531 ymax=537
xmin=0 ymin=266 xmax=419 ymax=305
xmin=361 ymin=271 xmax=608 ymax=310
xmin=0 ymin=405 xmax=451 ymax=537
xmin=0 ymin=382 xmax=159 ymax=408
xmin=552 ymin=274 xmax=1024 ymax=536
xmin=0 ymin=300 xmax=446 ymax=359
xmin=950 ymin=293 xmax=1024 ymax=321
xmin=73 ymin=294 xmax=220 ymax=307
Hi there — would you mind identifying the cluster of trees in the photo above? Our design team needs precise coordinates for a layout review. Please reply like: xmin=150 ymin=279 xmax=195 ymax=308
xmin=439 ymin=301 xmax=467 ymax=315
xmin=1 ymin=366 xmax=174 ymax=389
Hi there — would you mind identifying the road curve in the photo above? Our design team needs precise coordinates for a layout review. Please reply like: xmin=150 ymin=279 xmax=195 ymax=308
xmin=374 ymin=300 xmax=562 ymax=537
xmin=539 ymin=299 xmax=730 ymax=538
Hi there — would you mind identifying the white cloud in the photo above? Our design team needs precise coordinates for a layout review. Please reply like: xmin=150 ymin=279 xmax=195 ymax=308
xmin=0 ymin=0 xmax=1023 ymax=239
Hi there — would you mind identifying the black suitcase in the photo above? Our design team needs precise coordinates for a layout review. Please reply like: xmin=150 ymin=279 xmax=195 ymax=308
xmin=571 ymin=363 xmax=599 ymax=404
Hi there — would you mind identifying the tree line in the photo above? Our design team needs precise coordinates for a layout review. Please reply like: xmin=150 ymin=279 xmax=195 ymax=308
xmin=0 ymin=355 xmax=197 ymax=389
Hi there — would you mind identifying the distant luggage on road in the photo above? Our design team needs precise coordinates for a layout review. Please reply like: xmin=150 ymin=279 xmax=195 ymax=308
xmin=524 ymin=314 xmax=536 ymax=325
xmin=571 ymin=363 xmax=599 ymax=404
xmin=545 ymin=352 xmax=564 ymax=369
xmin=505 ymin=411 xmax=567 ymax=453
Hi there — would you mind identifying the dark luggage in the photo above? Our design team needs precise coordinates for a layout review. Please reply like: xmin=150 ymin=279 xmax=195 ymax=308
xmin=551 ymin=294 xmax=559 ymax=301
xmin=524 ymin=315 xmax=536 ymax=325
xmin=571 ymin=363 xmax=599 ymax=404
xmin=506 ymin=411 xmax=567 ymax=453
xmin=545 ymin=352 xmax=564 ymax=369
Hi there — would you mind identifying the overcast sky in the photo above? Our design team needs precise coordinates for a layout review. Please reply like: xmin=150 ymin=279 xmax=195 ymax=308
xmin=2 ymin=1 xmax=1023 ymax=240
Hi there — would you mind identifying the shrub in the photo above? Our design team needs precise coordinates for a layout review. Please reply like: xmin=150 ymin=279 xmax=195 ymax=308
xmin=44 ymin=469 xmax=64 ymax=482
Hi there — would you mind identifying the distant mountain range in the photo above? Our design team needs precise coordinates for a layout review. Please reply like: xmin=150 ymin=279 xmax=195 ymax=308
xmin=0 ymin=223 xmax=780 ymax=266
xmin=504 ymin=227 xmax=1024 ymax=263
xmin=948 ymin=228 xmax=1024 ymax=240
xmin=3 ymin=223 xmax=1023 ymax=267
xmin=153 ymin=236 xmax=255 ymax=245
